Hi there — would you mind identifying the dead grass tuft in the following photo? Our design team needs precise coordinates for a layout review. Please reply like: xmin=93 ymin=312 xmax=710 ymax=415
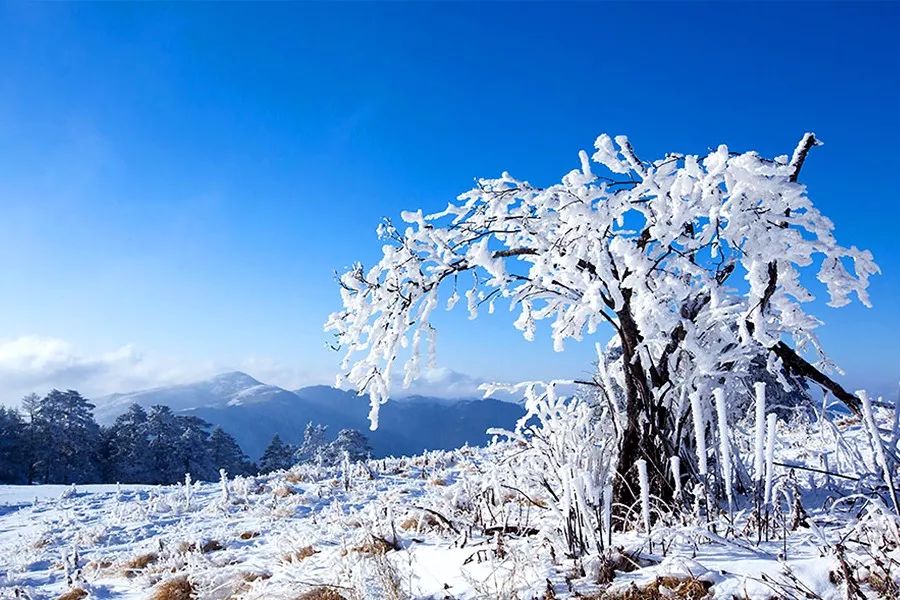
xmin=273 ymin=485 xmax=297 ymax=497
xmin=121 ymin=552 xmax=158 ymax=577
xmin=150 ymin=575 xmax=194 ymax=600
xmin=587 ymin=576 xmax=712 ymax=600
xmin=241 ymin=571 xmax=272 ymax=583
xmin=55 ymin=588 xmax=88 ymax=600
xmin=282 ymin=545 xmax=318 ymax=563
xmin=349 ymin=535 xmax=398 ymax=556
xmin=284 ymin=471 xmax=307 ymax=484
xmin=296 ymin=588 xmax=348 ymax=600
xmin=398 ymin=511 xmax=440 ymax=532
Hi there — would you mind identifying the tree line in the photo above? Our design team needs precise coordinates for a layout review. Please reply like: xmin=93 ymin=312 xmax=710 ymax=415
xmin=0 ymin=389 xmax=371 ymax=485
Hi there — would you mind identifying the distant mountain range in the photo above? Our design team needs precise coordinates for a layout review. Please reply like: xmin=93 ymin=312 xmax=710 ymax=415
xmin=94 ymin=372 xmax=524 ymax=460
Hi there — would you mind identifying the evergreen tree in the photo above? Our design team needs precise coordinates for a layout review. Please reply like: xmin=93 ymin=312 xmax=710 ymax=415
xmin=318 ymin=428 xmax=372 ymax=465
xmin=208 ymin=426 xmax=252 ymax=476
xmin=145 ymin=405 xmax=183 ymax=484
xmin=174 ymin=416 xmax=215 ymax=480
xmin=259 ymin=434 xmax=294 ymax=473
xmin=105 ymin=404 xmax=152 ymax=483
xmin=294 ymin=422 xmax=328 ymax=464
xmin=330 ymin=429 xmax=372 ymax=462
xmin=32 ymin=390 xmax=101 ymax=483
xmin=0 ymin=407 xmax=26 ymax=483
xmin=20 ymin=393 xmax=40 ymax=484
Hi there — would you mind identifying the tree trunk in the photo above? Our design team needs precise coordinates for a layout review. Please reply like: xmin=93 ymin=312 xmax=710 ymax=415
xmin=612 ymin=290 xmax=671 ymax=518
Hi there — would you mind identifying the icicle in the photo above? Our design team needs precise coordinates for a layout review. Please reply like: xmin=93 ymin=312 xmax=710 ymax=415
xmin=860 ymin=390 xmax=900 ymax=514
xmin=763 ymin=413 xmax=777 ymax=507
xmin=714 ymin=388 xmax=733 ymax=511
xmin=602 ymin=483 xmax=613 ymax=547
xmin=690 ymin=392 xmax=708 ymax=476
xmin=669 ymin=456 xmax=682 ymax=500
xmin=636 ymin=459 xmax=651 ymax=535
xmin=753 ymin=382 xmax=767 ymax=482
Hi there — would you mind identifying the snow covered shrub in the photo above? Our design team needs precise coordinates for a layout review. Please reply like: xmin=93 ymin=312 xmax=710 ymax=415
xmin=486 ymin=380 xmax=617 ymax=557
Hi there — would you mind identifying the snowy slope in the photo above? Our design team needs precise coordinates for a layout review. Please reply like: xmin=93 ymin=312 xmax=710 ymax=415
xmin=2 ymin=431 xmax=893 ymax=600
xmin=93 ymin=372 xmax=290 ymax=423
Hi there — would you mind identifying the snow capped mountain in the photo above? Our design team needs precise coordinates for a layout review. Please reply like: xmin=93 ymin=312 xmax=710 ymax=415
xmin=93 ymin=373 xmax=524 ymax=461
xmin=93 ymin=371 xmax=295 ymax=423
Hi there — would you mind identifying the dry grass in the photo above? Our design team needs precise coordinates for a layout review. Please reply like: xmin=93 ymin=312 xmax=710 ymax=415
xmin=284 ymin=471 xmax=307 ymax=484
xmin=120 ymin=551 xmax=158 ymax=577
xmin=348 ymin=535 xmax=398 ymax=556
xmin=296 ymin=588 xmax=348 ymax=600
xmin=55 ymin=588 xmax=88 ymax=600
xmin=583 ymin=576 xmax=712 ymax=600
xmin=282 ymin=545 xmax=318 ymax=563
xmin=429 ymin=477 xmax=447 ymax=486
xmin=241 ymin=571 xmax=272 ymax=583
xmin=150 ymin=575 xmax=194 ymax=600
xmin=273 ymin=486 xmax=297 ymax=498
xmin=31 ymin=536 xmax=52 ymax=549
xmin=398 ymin=511 xmax=440 ymax=532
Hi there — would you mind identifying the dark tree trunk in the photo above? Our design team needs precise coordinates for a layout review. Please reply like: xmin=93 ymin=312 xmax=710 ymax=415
xmin=611 ymin=290 xmax=672 ymax=518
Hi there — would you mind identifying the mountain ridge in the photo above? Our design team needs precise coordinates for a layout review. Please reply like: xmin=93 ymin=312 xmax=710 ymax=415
xmin=94 ymin=371 xmax=524 ymax=461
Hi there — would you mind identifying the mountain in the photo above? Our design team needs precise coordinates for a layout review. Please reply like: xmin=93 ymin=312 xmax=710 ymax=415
xmin=94 ymin=372 xmax=524 ymax=461
xmin=93 ymin=371 xmax=296 ymax=423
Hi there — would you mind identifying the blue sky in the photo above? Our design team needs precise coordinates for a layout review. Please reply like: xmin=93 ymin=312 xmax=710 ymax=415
xmin=0 ymin=2 xmax=897 ymax=402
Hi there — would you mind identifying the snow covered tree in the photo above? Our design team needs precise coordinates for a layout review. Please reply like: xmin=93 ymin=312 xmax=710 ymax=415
xmin=145 ymin=405 xmax=185 ymax=484
xmin=104 ymin=404 xmax=152 ymax=483
xmin=294 ymin=422 xmax=328 ymax=464
xmin=20 ymin=393 xmax=41 ymax=484
xmin=259 ymin=434 xmax=295 ymax=473
xmin=209 ymin=426 xmax=252 ymax=476
xmin=174 ymin=416 xmax=216 ymax=481
xmin=0 ymin=407 xmax=26 ymax=483
xmin=326 ymin=428 xmax=371 ymax=463
xmin=29 ymin=390 xmax=102 ymax=484
xmin=327 ymin=132 xmax=877 ymax=506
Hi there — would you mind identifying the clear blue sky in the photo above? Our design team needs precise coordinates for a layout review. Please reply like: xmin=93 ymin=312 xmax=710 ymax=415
xmin=0 ymin=2 xmax=897 ymax=400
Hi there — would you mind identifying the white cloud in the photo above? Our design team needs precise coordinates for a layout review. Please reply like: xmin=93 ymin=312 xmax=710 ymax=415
xmin=0 ymin=336 xmax=208 ymax=405
xmin=0 ymin=335 xmax=520 ymax=407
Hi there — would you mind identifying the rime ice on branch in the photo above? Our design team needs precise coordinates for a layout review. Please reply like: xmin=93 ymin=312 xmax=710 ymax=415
xmin=326 ymin=132 xmax=878 ymax=502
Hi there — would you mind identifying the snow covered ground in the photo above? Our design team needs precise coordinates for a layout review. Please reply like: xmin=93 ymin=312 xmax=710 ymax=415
xmin=1 ymin=417 xmax=898 ymax=599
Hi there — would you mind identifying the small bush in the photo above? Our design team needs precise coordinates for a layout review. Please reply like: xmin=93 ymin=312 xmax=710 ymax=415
xmin=150 ymin=575 xmax=194 ymax=600
xmin=595 ymin=576 xmax=712 ymax=600
xmin=283 ymin=545 xmax=318 ymax=563
xmin=55 ymin=589 xmax=88 ymax=600
xmin=121 ymin=552 xmax=158 ymax=577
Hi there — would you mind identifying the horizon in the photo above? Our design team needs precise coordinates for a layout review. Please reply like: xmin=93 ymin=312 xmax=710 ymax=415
xmin=0 ymin=2 xmax=897 ymax=407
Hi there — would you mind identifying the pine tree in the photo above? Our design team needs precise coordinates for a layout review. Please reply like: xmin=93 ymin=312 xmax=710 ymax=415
xmin=174 ymin=416 xmax=215 ymax=481
xmin=31 ymin=390 xmax=101 ymax=483
xmin=259 ymin=434 xmax=294 ymax=473
xmin=294 ymin=422 xmax=328 ymax=464
xmin=0 ymin=407 xmax=26 ymax=483
xmin=20 ymin=393 xmax=40 ymax=484
xmin=105 ymin=404 xmax=152 ymax=483
xmin=319 ymin=428 xmax=371 ymax=465
xmin=208 ymin=426 xmax=251 ymax=476
xmin=146 ymin=405 xmax=183 ymax=484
